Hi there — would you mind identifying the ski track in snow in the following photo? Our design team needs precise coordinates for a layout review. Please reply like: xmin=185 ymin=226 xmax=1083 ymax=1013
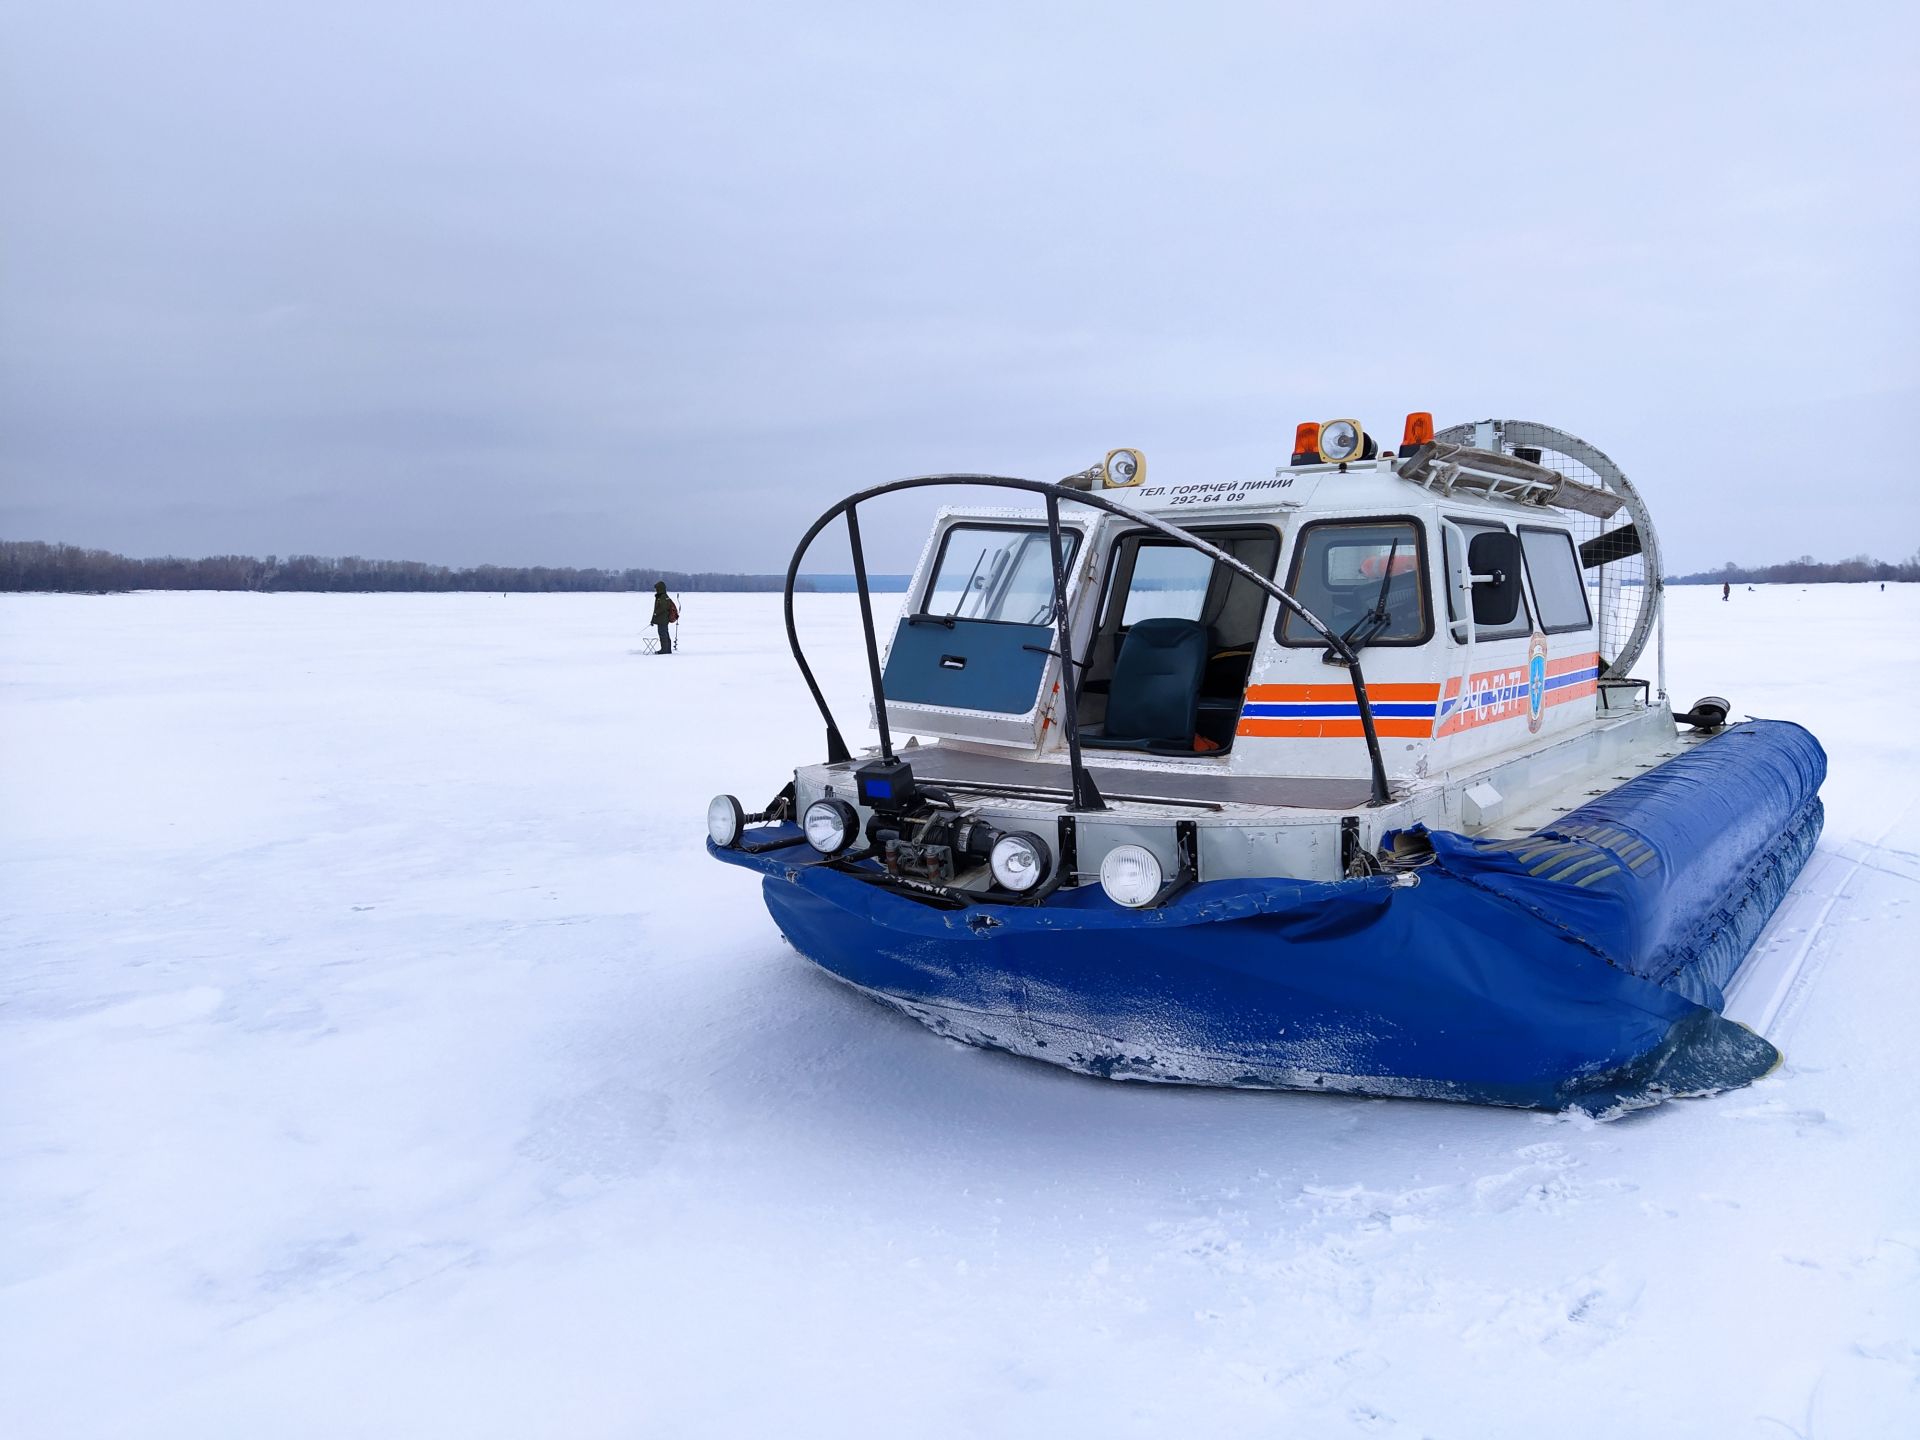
xmin=2 ymin=586 xmax=1918 ymax=1438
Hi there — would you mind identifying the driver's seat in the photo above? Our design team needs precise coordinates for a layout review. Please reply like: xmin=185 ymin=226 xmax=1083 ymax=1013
xmin=1084 ymin=618 xmax=1208 ymax=751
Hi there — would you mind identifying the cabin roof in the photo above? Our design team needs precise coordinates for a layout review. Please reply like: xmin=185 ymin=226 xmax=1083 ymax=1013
xmin=935 ymin=458 xmax=1591 ymax=529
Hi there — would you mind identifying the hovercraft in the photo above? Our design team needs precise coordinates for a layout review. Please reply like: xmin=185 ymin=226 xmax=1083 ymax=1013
xmin=706 ymin=416 xmax=1825 ymax=1111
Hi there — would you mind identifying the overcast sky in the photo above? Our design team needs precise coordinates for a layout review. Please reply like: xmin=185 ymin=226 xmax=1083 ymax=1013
xmin=3 ymin=1 xmax=1916 ymax=574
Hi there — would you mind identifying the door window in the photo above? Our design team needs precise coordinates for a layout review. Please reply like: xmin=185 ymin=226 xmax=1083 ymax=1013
xmin=1443 ymin=520 xmax=1533 ymax=640
xmin=923 ymin=525 xmax=1080 ymax=625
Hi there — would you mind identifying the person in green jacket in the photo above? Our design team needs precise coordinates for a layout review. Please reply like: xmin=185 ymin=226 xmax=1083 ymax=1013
xmin=650 ymin=581 xmax=677 ymax=654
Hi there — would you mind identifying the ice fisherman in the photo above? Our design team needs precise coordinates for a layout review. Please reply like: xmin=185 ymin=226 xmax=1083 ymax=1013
xmin=650 ymin=581 xmax=677 ymax=654
xmin=1722 ymin=581 xmax=1730 ymax=601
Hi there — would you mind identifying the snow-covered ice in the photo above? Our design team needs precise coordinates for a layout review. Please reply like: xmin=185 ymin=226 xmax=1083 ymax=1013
xmin=3 ymin=585 xmax=1918 ymax=1438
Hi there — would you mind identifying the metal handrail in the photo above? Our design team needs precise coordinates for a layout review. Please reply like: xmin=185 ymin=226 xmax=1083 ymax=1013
xmin=782 ymin=474 xmax=1395 ymax=808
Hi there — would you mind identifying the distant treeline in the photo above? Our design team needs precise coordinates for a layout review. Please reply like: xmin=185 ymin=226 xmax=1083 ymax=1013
xmin=14 ymin=536 xmax=1915 ymax=596
xmin=1669 ymin=551 xmax=1920 ymax=586
xmin=800 ymin=573 xmax=913 ymax=592
xmin=0 ymin=540 xmax=798 ymax=594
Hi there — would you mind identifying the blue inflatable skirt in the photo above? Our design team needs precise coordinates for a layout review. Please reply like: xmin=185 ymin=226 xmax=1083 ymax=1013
xmin=711 ymin=721 xmax=1825 ymax=1110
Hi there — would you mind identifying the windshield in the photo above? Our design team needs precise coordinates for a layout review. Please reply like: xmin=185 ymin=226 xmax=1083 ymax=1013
xmin=922 ymin=524 xmax=1080 ymax=625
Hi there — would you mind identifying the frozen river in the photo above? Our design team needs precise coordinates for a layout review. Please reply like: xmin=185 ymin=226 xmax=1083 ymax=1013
xmin=4 ymin=586 xmax=1918 ymax=1437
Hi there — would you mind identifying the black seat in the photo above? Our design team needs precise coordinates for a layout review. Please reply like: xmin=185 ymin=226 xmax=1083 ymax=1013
xmin=1085 ymin=618 xmax=1209 ymax=751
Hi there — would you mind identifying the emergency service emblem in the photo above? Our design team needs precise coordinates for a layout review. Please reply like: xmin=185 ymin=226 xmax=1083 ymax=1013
xmin=1527 ymin=634 xmax=1549 ymax=733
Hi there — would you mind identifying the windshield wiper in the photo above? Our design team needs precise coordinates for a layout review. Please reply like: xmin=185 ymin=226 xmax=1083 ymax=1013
xmin=1323 ymin=538 xmax=1399 ymax=663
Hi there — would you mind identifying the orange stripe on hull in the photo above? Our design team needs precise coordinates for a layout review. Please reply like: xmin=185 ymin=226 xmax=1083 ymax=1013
xmin=1545 ymin=652 xmax=1601 ymax=677
xmin=1546 ymin=679 xmax=1598 ymax=706
xmin=1237 ymin=717 xmax=1436 ymax=739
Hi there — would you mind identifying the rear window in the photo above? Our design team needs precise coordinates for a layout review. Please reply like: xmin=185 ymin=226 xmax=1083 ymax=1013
xmin=1279 ymin=519 xmax=1430 ymax=646
xmin=923 ymin=524 xmax=1080 ymax=625
xmin=1520 ymin=527 xmax=1593 ymax=634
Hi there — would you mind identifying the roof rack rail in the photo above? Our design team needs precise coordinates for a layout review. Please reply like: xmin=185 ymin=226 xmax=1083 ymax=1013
xmin=1394 ymin=441 xmax=1618 ymax=517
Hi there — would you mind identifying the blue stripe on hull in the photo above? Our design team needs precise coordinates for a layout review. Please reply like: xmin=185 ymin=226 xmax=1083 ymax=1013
xmin=1240 ymin=701 xmax=1438 ymax=719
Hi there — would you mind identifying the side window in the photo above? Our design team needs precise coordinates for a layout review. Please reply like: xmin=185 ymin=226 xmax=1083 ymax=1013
xmin=1519 ymin=527 xmax=1593 ymax=633
xmin=1442 ymin=520 xmax=1533 ymax=640
xmin=1114 ymin=543 xmax=1214 ymax=624
xmin=923 ymin=525 xmax=1080 ymax=625
xmin=1097 ymin=527 xmax=1281 ymax=636
xmin=1279 ymin=519 xmax=1430 ymax=646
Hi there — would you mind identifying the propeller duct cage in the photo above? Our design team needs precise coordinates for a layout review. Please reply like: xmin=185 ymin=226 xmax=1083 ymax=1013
xmin=1433 ymin=419 xmax=1660 ymax=680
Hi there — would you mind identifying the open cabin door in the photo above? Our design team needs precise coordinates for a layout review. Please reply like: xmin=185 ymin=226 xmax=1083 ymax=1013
xmin=1073 ymin=523 xmax=1281 ymax=755
xmin=879 ymin=518 xmax=1096 ymax=748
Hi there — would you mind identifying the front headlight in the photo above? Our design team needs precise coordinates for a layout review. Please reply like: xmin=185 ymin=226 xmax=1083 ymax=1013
xmin=803 ymin=797 xmax=859 ymax=856
xmin=707 ymin=794 xmax=746 ymax=847
xmin=1099 ymin=844 xmax=1163 ymax=908
xmin=989 ymin=831 xmax=1051 ymax=892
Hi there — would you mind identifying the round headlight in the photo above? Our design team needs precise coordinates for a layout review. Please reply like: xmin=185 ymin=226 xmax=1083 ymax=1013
xmin=1103 ymin=447 xmax=1146 ymax=487
xmin=1319 ymin=418 xmax=1364 ymax=462
xmin=1099 ymin=844 xmax=1163 ymax=908
xmin=989 ymin=831 xmax=1051 ymax=892
xmin=707 ymin=793 xmax=746 ymax=847
xmin=802 ymin=797 xmax=858 ymax=856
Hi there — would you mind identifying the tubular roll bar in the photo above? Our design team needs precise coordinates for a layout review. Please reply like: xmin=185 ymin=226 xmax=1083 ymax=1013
xmin=782 ymin=474 xmax=1395 ymax=809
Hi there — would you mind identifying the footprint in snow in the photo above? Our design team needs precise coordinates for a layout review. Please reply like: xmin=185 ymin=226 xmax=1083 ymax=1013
xmin=1721 ymin=1102 xmax=1834 ymax=1137
xmin=1851 ymin=1338 xmax=1920 ymax=1378
xmin=1473 ymin=1161 xmax=1580 ymax=1214
xmin=1473 ymin=1267 xmax=1643 ymax=1357
xmin=1847 ymin=1232 xmax=1920 ymax=1283
xmin=1513 ymin=1140 xmax=1568 ymax=1160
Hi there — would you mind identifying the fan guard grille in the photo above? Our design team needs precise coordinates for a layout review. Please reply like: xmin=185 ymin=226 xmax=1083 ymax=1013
xmin=1433 ymin=420 xmax=1659 ymax=679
